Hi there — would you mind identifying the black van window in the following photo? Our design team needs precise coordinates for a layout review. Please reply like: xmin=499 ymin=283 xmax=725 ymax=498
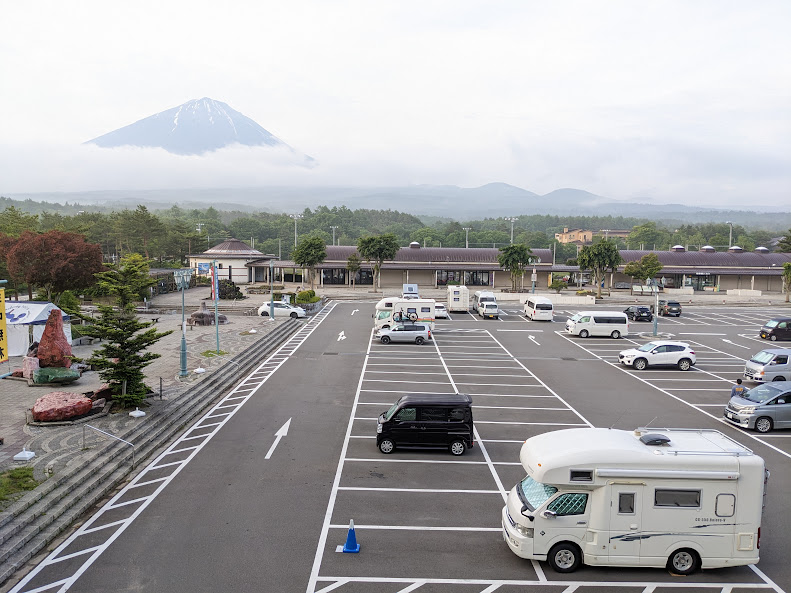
xmin=449 ymin=408 xmax=466 ymax=421
xmin=395 ymin=408 xmax=416 ymax=421
xmin=421 ymin=408 xmax=448 ymax=421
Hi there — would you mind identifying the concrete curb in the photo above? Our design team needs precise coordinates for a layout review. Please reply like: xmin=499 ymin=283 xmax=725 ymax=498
xmin=0 ymin=318 xmax=301 ymax=588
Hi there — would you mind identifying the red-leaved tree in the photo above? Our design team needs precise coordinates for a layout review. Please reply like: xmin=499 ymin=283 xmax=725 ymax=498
xmin=6 ymin=230 xmax=105 ymax=302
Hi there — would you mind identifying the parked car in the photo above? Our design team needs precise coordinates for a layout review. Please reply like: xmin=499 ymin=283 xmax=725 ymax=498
xmin=435 ymin=303 xmax=449 ymax=319
xmin=376 ymin=323 xmax=432 ymax=345
xmin=652 ymin=299 xmax=682 ymax=316
xmin=624 ymin=305 xmax=653 ymax=322
xmin=257 ymin=302 xmax=306 ymax=318
xmin=619 ymin=341 xmax=696 ymax=370
xmin=760 ymin=318 xmax=791 ymax=341
xmin=479 ymin=302 xmax=500 ymax=319
xmin=724 ymin=381 xmax=791 ymax=433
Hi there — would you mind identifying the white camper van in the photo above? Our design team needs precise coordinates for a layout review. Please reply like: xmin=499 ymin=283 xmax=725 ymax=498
xmin=447 ymin=285 xmax=470 ymax=313
xmin=473 ymin=290 xmax=496 ymax=313
xmin=502 ymin=427 xmax=767 ymax=575
xmin=524 ymin=296 xmax=554 ymax=321
xmin=374 ymin=298 xmax=436 ymax=330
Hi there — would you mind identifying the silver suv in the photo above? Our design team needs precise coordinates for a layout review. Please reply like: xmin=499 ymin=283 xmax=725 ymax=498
xmin=377 ymin=324 xmax=432 ymax=345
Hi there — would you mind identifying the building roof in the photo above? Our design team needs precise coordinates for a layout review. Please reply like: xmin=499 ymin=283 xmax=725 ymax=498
xmin=201 ymin=238 xmax=266 ymax=257
xmin=619 ymin=249 xmax=791 ymax=269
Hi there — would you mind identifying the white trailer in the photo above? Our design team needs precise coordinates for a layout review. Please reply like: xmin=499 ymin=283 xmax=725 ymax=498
xmin=446 ymin=285 xmax=469 ymax=312
xmin=502 ymin=427 xmax=767 ymax=575
xmin=374 ymin=297 xmax=436 ymax=330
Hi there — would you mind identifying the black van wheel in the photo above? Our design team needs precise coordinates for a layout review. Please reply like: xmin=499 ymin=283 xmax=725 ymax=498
xmin=667 ymin=548 xmax=700 ymax=575
xmin=770 ymin=335 xmax=777 ymax=341
xmin=755 ymin=417 xmax=773 ymax=433
xmin=579 ymin=330 xmax=589 ymax=338
xmin=633 ymin=358 xmax=648 ymax=370
xmin=449 ymin=440 xmax=466 ymax=456
xmin=547 ymin=542 xmax=581 ymax=573
xmin=611 ymin=330 xmax=621 ymax=339
xmin=379 ymin=439 xmax=395 ymax=454
xmin=381 ymin=336 xmax=391 ymax=344
xmin=415 ymin=337 xmax=425 ymax=345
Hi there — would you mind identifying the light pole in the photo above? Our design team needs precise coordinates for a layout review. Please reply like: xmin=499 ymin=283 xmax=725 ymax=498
xmin=290 ymin=214 xmax=303 ymax=247
xmin=726 ymin=221 xmax=733 ymax=248
xmin=506 ymin=217 xmax=518 ymax=244
xmin=269 ymin=259 xmax=275 ymax=320
xmin=463 ymin=227 xmax=471 ymax=248
xmin=174 ymin=269 xmax=193 ymax=377
xmin=330 ymin=226 xmax=338 ymax=246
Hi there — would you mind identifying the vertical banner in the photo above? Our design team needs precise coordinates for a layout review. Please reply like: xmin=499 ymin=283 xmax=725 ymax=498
xmin=210 ymin=262 xmax=219 ymax=302
xmin=0 ymin=288 xmax=7 ymax=363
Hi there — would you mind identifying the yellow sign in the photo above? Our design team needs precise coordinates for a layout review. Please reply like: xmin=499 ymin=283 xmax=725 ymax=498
xmin=0 ymin=288 xmax=7 ymax=363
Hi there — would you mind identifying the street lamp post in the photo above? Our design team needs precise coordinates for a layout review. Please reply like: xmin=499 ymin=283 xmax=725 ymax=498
xmin=174 ymin=269 xmax=193 ymax=377
xmin=463 ymin=227 xmax=471 ymax=249
xmin=726 ymin=221 xmax=734 ymax=248
xmin=506 ymin=217 xmax=518 ymax=244
xmin=330 ymin=226 xmax=338 ymax=246
xmin=290 ymin=214 xmax=303 ymax=247
xmin=269 ymin=259 xmax=275 ymax=320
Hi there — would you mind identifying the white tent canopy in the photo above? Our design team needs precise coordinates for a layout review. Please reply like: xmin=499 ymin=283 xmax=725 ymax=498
xmin=5 ymin=301 xmax=72 ymax=357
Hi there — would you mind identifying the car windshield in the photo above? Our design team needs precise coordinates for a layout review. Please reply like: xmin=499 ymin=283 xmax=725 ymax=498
xmin=751 ymin=351 xmax=775 ymax=364
xmin=384 ymin=402 xmax=400 ymax=421
xmin=741 ymin=384 xmax=785 ymax=404
xmin=517 ymin=475 xmax=558 ymax=511
xmin=638 ymin=342 xmax=659 ymax=352
xmin=569 ymin=313 xmax=582 ymax=322
xmin=376 ymin=311 xmax=391 ymax=320
xmin=765 ymin=320 xmax=779 ymax=328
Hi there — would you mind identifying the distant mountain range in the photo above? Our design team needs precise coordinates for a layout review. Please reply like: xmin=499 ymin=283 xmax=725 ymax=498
xmin=85 ymin=97 xmax=315 ymax=164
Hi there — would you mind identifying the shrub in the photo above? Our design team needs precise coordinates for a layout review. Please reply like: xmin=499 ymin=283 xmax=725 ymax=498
xmin=549 ymin=280 xmax=568 ymax=294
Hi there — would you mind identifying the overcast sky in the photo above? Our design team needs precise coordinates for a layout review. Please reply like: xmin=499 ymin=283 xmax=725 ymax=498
xmin=1 ymin=1 xmax=789 ymax=208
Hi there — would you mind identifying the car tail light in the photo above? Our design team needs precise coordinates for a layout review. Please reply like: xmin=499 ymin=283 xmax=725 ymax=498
xmin=428 ymin=329 xmax=431 ymax=338
xmin=689 ymin=350 xmax=695 ymax=355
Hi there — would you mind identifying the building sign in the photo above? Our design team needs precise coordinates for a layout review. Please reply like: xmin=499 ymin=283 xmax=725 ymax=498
xmin=0 ymin=289 xmax=7 ymax=363
xmin=197 ymin=262 xmax=210 ymax=274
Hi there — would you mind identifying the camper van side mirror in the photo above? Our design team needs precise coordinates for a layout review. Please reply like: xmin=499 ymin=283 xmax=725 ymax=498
xmin=541 ymin=510 xmax=557 ymax=519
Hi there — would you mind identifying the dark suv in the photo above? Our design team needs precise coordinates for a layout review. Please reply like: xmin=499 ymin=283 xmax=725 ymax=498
xmin=653 ymin=300 xmax=682 ymax=317
xmin=624 ymin=305 xmax=653 ymax=322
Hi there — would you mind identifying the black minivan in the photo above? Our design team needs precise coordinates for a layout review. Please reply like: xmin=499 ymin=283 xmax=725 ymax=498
xmin=760 ymin=318 xmax=791 ymax=341
xmin=376 ymin=393 xmax=474 ymax=456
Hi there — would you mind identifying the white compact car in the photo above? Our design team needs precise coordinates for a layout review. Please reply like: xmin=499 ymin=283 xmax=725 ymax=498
xmin=619 ymin=341 xmax=696 ymax=370
xmin=435 ymin=303 xmax=449 ymax=319
xmin=257 ymin=302 xmax=307 ymax=318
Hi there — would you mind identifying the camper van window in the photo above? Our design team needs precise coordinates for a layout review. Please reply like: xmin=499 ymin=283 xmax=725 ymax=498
xmin=518 ymin=475 xmax=558 ymax=511
xmin=376 ymin=311 xmax=391 ymax=320
xmin=547 ymin=493 xmax=588 ymax=516
xmin=618 ymin=493 xmax=636 ymax=514
xmin=569 ymin=469 xmax=593 ymax=482
xmin=421 ymin=307 xmax=431 ymax=313
xmin=421 ymin=408 xmax=448 ymax=421
xmin=654 ymin=489 xmax=700 ymax=508
xmin=394 ymin=408 xmax=416 ymax=422
xmin=716 ymin=493 xmax=736 ymax=517
xmin=449 ymin=408 xmax=466 ymax=421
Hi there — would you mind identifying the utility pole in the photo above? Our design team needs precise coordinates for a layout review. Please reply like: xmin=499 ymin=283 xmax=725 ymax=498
xmin=330 ymin=226 xmax=338 ymax=246
xmin=463 ymin=227 xmax=471 ymax=248
xmin=290 ymin=214 xmax=303 ymax=247
xmin=726 ymin=220 xmax=734 ymax=248
xmin=506 ymin=217 xmax=518 ymax=244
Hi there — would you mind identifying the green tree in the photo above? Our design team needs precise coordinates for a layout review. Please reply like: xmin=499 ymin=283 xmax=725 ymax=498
xmin=783 ymin=262 xmax=791 ymax=303
xmin=292 ymin=235 xmax=327 ymax=290
xmin=357 ymin=234 xmax=400 ymax=291
xmin=346 ymin=252 xmax=361 ymax=290
xmin=75 ymin=255 xmax=172 ymax=407
xmin=0 ymin=206 xmax=38 ymax=236
xmin=549 ymin=279 xmax=568 ymax=294
xmin=497 ymin=244 xmax=534 ymax=291
xmin=777 ymin=229 xmax=791 ymax=252
xmin=623 ymin=253 xmax=664 ymax=284
xmin=577 ymin=241 xmax=622 ymax=299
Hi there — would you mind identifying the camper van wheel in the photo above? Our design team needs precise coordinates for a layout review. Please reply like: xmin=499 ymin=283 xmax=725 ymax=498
xmin=378 ymin=439 xmax=395 ymax=454
xmin=677 ymin=358 xmax=692 ymax=371
xmin=381 ymin=336 xmax=391 ymax=344
xmin=633 ymin=358 xmax=648 ymax=370
xmin=415 ymin=337 xmax=425 ymax=345
xmin=667 ymin=548 xmax=700 ymax=575
xmin=449 ymin=440 xmax=466 ymax=456
xmin=547 ymin=542 xmax=581 ymax=573
xmin=611 ymin=330 xmax=621 ymax=339
xmin=579 ymin=330 xmax=589 ymax=338
xmin=755 ymin=417 xmax=773 ymax=433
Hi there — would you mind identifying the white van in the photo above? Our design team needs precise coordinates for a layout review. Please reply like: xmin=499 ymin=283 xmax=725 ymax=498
xmin=502 ymin=427 xmax=766 ymax=575
xmin=743 ymin=348 xmax=791 ymax=383
xmin=374 ymin=298 xmax=436 ymax=330
xmin=524 ymin=296 xmax=554 ymax=321
xmin=446 ymin=285 xmax=469 ymax=312
xmin=473 ymin=290 xmax=496 ymax=313
xmin=566 ymin=311 xmax=628 ymax=339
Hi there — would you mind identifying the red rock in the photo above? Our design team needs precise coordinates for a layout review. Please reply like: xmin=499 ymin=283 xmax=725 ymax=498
xmin=37 ymin=309 xmax=72 ymax=368
xmin=11 ymin=369 xmax=24 ymax=377
xmin=32 ymin=391 xmax=93 ymax=422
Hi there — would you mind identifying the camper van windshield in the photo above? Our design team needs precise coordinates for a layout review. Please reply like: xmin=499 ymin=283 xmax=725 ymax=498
xmin=376 ymin=311 xmax=391 ymax=320
xmin=750 ymin=351 xmax=775 ymax=364
xmin=517 ymin=475 xmax=558 ymax=511
xmin=741 ymin=383 xmax=785 ymax=404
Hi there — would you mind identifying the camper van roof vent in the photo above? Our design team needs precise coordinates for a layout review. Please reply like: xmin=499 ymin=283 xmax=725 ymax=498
xmin=409 ymin=241 xmax=421 ymax=248
xmin=640 ymin=433 xmax=671 ymax=446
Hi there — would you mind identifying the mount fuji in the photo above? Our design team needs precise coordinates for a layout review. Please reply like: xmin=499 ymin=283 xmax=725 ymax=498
xmin=85 ymin=97 xmax=315 ymax=163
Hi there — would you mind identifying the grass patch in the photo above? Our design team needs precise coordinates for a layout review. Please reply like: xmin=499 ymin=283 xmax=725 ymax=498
xmin=0 ymin=467 xmax=40 ymax=503
xmin=200 ymin=350 xmax=228 ymax=358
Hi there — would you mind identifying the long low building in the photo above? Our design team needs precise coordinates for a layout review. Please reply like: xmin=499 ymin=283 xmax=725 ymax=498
xmin=190 ymin=240 xmax=791 ymax=293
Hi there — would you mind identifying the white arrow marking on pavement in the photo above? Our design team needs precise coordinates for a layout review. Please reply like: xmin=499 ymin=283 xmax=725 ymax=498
xmin=338 ymin=331 xmax=346 ymax=341
xmin=529 ymin=335 xmax=541 ymax=346
xmin=351 ymin=309 xmax=359 ymax=315
xmin=265 ymin=418 xmax=292 ymax=460
xmin=722 ymin=338 xmax=750 ymax=349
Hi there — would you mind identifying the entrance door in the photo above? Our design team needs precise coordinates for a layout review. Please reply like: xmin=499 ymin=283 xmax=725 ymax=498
xmin=608 ymin=485 xmax=642 ymax=563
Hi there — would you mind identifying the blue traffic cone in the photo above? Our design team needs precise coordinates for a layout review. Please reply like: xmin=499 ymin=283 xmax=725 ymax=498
xmin=342 ymin=520 xmax=360 ymax=553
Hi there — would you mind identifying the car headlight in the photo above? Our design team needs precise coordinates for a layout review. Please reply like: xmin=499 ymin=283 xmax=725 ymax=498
xmin=377 ymin=422 xmax=382 ymax=433
xmin=740 ymin=407 xmax=755 ymax=414
xmin=514 ymin=524 xmax=534 ymax=538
